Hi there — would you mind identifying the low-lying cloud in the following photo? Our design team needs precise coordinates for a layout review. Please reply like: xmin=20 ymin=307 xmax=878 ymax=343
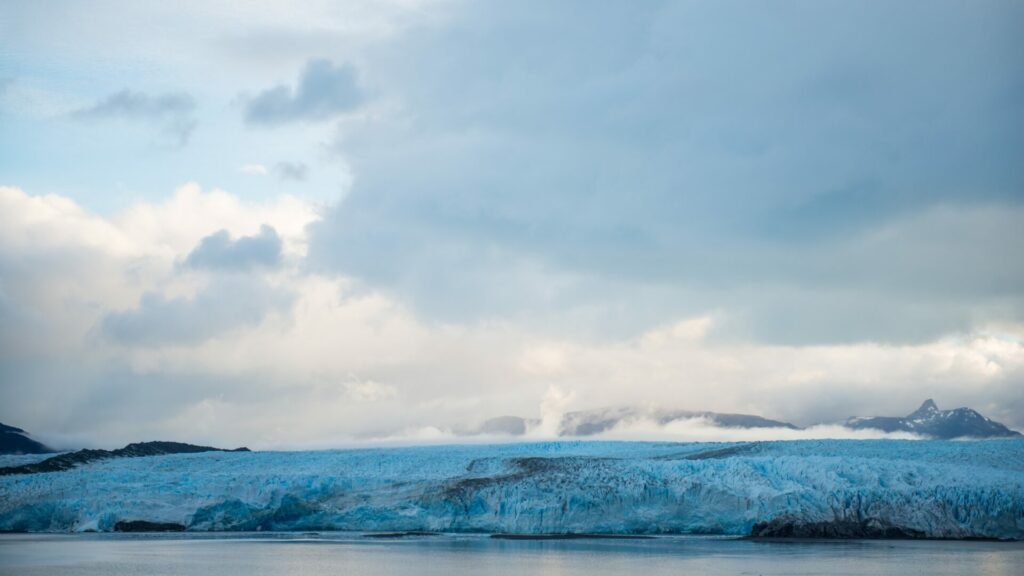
xmin=579 ymin=418 xmax=925 ymax=442
xmin=340 ymin=418 xmax=927 ymax=448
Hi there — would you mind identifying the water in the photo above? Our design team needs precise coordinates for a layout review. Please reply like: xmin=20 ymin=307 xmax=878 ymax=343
xmin=1 ymin=533 xmax=1021 ymax=576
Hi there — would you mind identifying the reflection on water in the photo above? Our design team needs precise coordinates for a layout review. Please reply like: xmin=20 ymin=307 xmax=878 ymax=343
xmin=1 ymin=533 xmax=1021 ymax=576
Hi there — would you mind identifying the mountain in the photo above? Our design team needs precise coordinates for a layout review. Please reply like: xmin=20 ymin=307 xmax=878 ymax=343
xmin=0 ymin=422 xmax=54 ymax=455
xmin=472 ymin=401 xmax=1020 ymax=440
xmin=470 ymin=406 xmax=798 ymax=437
xmin=475 ymin=415 xmax=539 ymax=436
xmin=558 ymin=406 xmax=799 ymax=435
xmin=845 ymin=399 xmax=1022 ymax=439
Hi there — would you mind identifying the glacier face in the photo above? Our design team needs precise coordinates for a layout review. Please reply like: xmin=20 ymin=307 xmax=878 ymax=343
xmin=0 ymin=440 xmax=1022 ymax=539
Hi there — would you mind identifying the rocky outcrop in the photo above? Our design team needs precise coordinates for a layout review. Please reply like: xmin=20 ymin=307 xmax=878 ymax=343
xmin=749 ymin=517 xmax=926 ymax=539
xmin=114 ymin=520 xmax=186 ymax=532
xmin=0 ymin=441 xmax=250 ymax=476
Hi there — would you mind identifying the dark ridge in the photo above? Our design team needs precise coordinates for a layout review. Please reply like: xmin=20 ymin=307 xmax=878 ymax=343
xmin=442 ymin=456 xmax=617 ymax=501
xmin=363 ymin=531 xmax=441 ymax=538
xmin=0 ymin=423 xmax=26 ymax=434
xmin=0 ymin=441 xmax=250 ymax=476
xmin=557 ymin=407 xmax=802 ymax=437
xmin=683 ymin=445 xmax=756 ymax=460
xmin=491 ymin=533 xmax=656 ymax=540
xmin=114 ymin=520 xmax=186 ymax=532
xmin=0 ymin=422 xmax=54 ymax=455
xmin=662 ymin=443 xmax=759 ymax=461
xmin=663 ymin=411 xmax=800 ymax=431
xmin=749 ymin=517 xmax=927 ymax=539
xmin=442 ymin=457 xmax=558 ymax=499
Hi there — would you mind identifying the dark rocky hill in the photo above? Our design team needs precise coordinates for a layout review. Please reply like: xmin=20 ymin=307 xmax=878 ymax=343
xmin=0 ymin=441 xmax=250 ymax=476
xmin=0 ymin=422 xmax=54 ymax=455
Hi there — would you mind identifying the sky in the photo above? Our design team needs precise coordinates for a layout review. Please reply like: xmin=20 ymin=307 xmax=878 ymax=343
xmin=1 ymin=0 xmax=1022 ymax=449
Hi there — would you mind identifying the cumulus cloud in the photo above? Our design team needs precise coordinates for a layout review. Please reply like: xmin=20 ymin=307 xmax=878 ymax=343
xmin=244 ymin=59 xmax=362 ymax=125
xmin=113 ymin=182 xmax=317 ymax=259
xmin=72 ymin=89 xmax=197 ymax=145
xmin=184 ymin=225 xmax=283 ymax=271
xmin=0 ymin=185 xmax=137 ymax=256
xmin=0 ymin=183 xmax=317 ymax=351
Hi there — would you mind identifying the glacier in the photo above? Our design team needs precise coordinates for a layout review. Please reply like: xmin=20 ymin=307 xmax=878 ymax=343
xmin=0 ymin=440 xmax=1022 ymax=539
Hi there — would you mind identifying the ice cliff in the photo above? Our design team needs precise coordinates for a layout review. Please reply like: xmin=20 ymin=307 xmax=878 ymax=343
xmin=1 ymin=440 xmax=1021 ymax=539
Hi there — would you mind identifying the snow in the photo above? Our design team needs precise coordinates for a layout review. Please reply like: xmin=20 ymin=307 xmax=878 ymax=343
xmin=1 ymin=440 xmax=1022 ymax=538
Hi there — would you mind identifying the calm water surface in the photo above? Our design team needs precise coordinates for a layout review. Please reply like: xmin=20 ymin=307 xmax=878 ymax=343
xmin=1 ymin=533 xmax=1021 ymax=576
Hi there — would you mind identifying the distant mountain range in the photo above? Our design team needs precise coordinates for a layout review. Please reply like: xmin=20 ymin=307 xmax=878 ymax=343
xmin=560 ymin=406 xmax=799 ymax=436
xmin=844 ymin=399 xmax=1021 ymax=440
xmin=2 ymin=398 xmax=1019 ymax=455
xmin=469 ymin=406 xmax=799 ymax=437
xmin=0 ymin=422 xmax=53 ymax=455
xmin=468 ymin=399 xmax=1021 ymax=440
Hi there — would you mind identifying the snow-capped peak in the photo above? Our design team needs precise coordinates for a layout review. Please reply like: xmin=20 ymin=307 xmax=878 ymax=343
xmin=909 ymin=399 xmax=939 ymax=419
xmin=845 ymin=399 xmax=1021 ymax=439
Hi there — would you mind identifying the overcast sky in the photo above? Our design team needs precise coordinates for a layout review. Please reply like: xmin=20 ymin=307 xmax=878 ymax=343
xmin=1 ymin=0 xmax=1022 ymax=448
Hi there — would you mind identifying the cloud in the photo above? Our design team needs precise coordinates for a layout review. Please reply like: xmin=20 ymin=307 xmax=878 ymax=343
xmin=582 ymin=418 xmax=926 ymax=443
xmin=0 ymin=183 xmax=1019 ymax=448
xmin=9 ymin=1 xmax=1022 ymax=345
xmin=0 ymin=183 xmax=317 ymax=353
xmin=2 ymin=2 xmax=1023 ymax=448
xmin=0 ymin=185 xmax=137 ymax=256
xmin=184 ymin=225 xmax=283 ymax=271
xmin=2 ymin=185 xmax=1022 ymax=449
xmin=240 ymin=164 xmax=268 ymax=175
xmin=275 ymin=161 xmax=308 ymax=181
xmin=304 ymin=0 xmax=1024 ymax=344
xmin=244 ymin=59 xmax=362 ymax=125
xmin=330 ymin=423 xmax=927 ymax=446
xmin=101 ymin=277 xmax=292 ymax=346
xmin=72 ymin=89 xmax=197 ymax=145
xmin=113 ymin=182 xmax=318 ymax=259
xmin=534 ymin=386 xmax=574 ymax=437
xmin=341 ymin=378 xmax=398 ymax=403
